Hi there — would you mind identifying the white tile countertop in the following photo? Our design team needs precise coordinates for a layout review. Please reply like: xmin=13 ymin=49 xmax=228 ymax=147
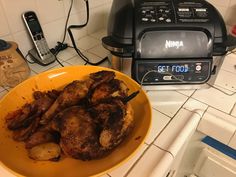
xmin=0 ymin=29 xmax=236 ymax=177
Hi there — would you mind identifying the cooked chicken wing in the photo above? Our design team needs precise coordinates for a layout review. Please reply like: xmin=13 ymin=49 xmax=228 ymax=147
xmin=40 ymin=80 xmax=92 ymax=125
xmin=40 ymin=71 xmax=116 ymax=125
xmin=89 ymin=70 xmax=115 ymax=89
xmin=89 ymin=79 xmax=129 ymax=104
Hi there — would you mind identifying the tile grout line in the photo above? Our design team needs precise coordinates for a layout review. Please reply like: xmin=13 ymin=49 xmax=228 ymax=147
xmin=152 ymin=144 xmax=174 ymax=158
xmin=152 ymin=107 xmax=173 ymax=119
xmin=87 ymin=48 xmax=108 ymax=59
xmin=214 ymin=83 xmax=236 ymax=94
xmin=122 ymin=143 xmax=152 ymax=177
xmin=167 ymin=90 xmax=193 ymax=118
xmin=221 ymin=68 xmax=236 ymax=75
xmin=77 ymin=37 xmax=101 ymax=51
xmin=176 ymin=89 xmax=196 ymax=97
xmin=227 ymin=130 xmax=236 ymax=146
xmin=229 ymin=102 xmax=236 ymax=116
xmin=190 ymin=93 xmax=236 ymax=117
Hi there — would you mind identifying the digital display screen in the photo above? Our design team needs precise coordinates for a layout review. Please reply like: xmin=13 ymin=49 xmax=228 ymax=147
xmin=157 ymin=64 xmax=189 ymax=73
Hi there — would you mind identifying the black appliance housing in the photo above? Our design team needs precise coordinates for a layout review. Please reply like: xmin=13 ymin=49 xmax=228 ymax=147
xmin=102 ymin=0 xmax=228 ymax=86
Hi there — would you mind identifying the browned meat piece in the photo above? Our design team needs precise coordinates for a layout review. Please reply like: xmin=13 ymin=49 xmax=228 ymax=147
xmin=89 ymin=70 xmax=115 ymax=89
xmin=89 ymin=98 xmax=134 ymax=149
xmin=99 ymin=102 xmax=134 ymax=149
xmin=13 ymin=116 xmax=40 ymax=141
xmin=6 ymin=104 xmax=34 ymax=130
xmin=40 ymin=70 xmax=116 ymax=125
xmin=6 ymin=91 xmax=57 ymax=142
xmin=89 ymin=79 xmax=129 ymax=104
xmin=33 ymin=93 xmax=56 ymax=114
xmin=25 ymin=129 xmax=59 ymax=149
xmin=6 ymin=93 xmax=55 ymax=130
xmin=33 ymin=90 xmax=60 ymax=100
xmin=40 ymin=80 xmax=93 ymax=125
xmin=5 ymin=70 xmax=135 ymax=162
xmin=89 ymin=98 xmax=125 ymax=125
xmin=58 ymin=106 xmax=108 ymax=160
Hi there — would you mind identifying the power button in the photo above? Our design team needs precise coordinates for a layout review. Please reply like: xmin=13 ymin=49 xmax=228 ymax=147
xmin=196 ymin=65 xmax=202 ymax=71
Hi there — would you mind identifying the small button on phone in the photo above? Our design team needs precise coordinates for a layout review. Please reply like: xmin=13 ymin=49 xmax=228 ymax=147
xmin=36 ymin=35 xmax=41 ymax=40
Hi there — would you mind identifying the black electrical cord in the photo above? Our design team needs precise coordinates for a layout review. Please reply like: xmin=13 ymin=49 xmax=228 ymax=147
xmin=54 ymin=55 xmax=64 ymax=67
xmin=62 ymin=0 xmax=74 ymax=44
xmin=52 ymin=0 xmax=74 ymax=55
xmin=50 ymin=0 xmax=75 ymax=67
xmin=67 ymin=0 xmax=108 ymax=66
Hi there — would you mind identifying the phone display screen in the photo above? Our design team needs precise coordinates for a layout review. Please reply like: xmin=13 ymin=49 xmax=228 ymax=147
xmin=28 ymin=19 xmax=42 ymax=34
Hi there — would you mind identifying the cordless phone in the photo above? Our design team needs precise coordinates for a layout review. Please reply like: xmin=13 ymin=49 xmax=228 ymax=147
xmin=22 ymin=11 xmax=56 ymax=65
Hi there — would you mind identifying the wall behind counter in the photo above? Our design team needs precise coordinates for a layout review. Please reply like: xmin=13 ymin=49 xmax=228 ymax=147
xmin=0 ymin=0 xmax=112 ymax=56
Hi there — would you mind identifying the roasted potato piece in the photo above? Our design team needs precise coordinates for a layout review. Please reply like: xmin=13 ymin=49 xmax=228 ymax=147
xmin=28 ymin=143 xmax=61 ymax=161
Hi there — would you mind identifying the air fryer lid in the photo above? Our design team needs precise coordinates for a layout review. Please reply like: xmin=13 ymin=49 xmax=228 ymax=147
xmin=103 ymin=0 xmax=228 ymax=57
xmin=137 ymin=30 xmax=213 ymax=58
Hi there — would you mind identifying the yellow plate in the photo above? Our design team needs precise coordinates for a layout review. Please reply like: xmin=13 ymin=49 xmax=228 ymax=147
xmin=0 ymin=66 xmax=152 ymax=177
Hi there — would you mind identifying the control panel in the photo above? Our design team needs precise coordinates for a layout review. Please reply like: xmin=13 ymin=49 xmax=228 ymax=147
xmin=133 ymin=59 xmax=212 ymax=85
xmin=177 ymin=2 xmax=209 ymax=23
xmin=139 ymin=0 xmax=210 ymax=24
xmin=140 ymin=1 xmax=174 ymax=23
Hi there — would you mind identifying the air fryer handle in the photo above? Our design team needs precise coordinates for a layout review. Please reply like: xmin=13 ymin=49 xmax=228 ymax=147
xmin=102 ymin=36 xmax=133 ymax=57
xmin=224 ymin=35 xmax=236 ymax=52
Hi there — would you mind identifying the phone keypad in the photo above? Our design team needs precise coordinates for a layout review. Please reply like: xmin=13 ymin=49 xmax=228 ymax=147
xmin=34 ymin=34 xmax=53 ymax=60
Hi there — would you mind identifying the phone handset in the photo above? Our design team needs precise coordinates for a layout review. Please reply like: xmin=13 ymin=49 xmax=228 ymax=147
xmin=22 ymin=11 xmax=55 ymax=65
